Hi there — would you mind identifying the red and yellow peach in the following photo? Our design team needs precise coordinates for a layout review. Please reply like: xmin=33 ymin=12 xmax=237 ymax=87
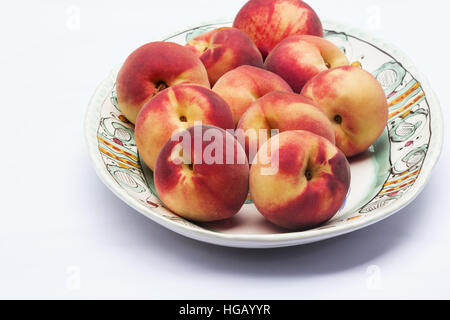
xmin=212 ymin=65 xmax=293 ymax=125
xmin=154 ymin=125 xmax=249 ymax=222
xmin=265 ymin=35 xmax=349 ymax=92
xmin=233 ymin=0 xmax=323 ymax=58
xmin=186 ymin=27 xmax=264 ymax=86
xmin=116 ymin=41 xmax=210 ymax=124
xmin=250 ymin=130 xmax=350 ymax=230
xmin=237 ymin=91 xmax=335 ymax=161
xmin=301 ymin=65 xmax=388 ymax=157
xmin=135 ymin=84 xmax=234 ymax=171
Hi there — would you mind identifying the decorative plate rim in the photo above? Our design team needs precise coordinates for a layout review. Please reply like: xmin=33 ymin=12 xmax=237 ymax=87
xmin=84 ymin=19 xmax=443 ymax=248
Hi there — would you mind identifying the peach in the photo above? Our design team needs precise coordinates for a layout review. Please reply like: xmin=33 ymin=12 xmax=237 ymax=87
xmin=237 ymin=91 xmax=335 ymax=161
xmin=154 ymin=125 xmax=249 ymax=222
xmin=116 ymin=41 xmax=210 ymax=124
xmin=265 ymin=35 xmax=349 ymax=92
xmin=135 ymin=84 xmax=234 ymax=171
xmin=301 ymin=66 xmax=388 ymax=157
xmin=233 ymin=0 xmax=323 ymax=59
xmin=186 ymin=27 xmax=264 ymax=86
xmin=212 ymin=65 xmax=293 ymax=125
xmin=250 ymin=130 xmax=350 ymax=230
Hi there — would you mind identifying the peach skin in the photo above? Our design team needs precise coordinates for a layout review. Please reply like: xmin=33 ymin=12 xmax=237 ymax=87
xmin=265 ymin=35 xmax=349 ymax=92
xmin=154 ymin=125 xmax=249 ymax=222
xmin=212 ymin=65 xmax=293 ymax=125
xmin=186 ymin=27 xmax=264 ymax=86
xmin=250 ymin=130 xmax=350 ymax=230
xmin=135 ymin=84 xmax=234 ymax=171
xmin=233 ymin=0 xmax=323 ymax=59
xmin=116 ymin=41 xmax=210 ymax=124
xmin=301 ymin=66 xmax=388 ymax=157
xmin=237 ymin=91 xmax=335 ymax=161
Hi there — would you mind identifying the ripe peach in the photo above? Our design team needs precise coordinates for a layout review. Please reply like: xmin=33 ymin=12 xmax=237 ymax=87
xmin=265 ymin=35 xmax=349 ymax=92
xmin=116 ymin=41 xmax=210 ymax=124
xmin=250 ymin=130 xmax=350 ymax=230
xmin=212 ymin=65 xmax=293 ymax=125
xmin=301 ymin=66 xmax=388 ymax=157
xmin=135 ymin=84 xmax=234 ymax=171
xmin=186 ymin=27 xmax=264 ymax=86
xmin=237 ymin=91 xmax=335 ymax=161
xmin=154 ymin=125 xmax=249 ymax=222
xmin=233 ymin=0 xmax=323 ymax=59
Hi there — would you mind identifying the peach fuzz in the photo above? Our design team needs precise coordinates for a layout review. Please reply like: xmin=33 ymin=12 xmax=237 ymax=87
xmin=186 ymin=27 xmax=264 ymax=86
xmin=154 ymin=125 xmax=249 ymax=222
xmin=237 ymin=91 xmax=335 ymax=161
xmin=116 ymin=41 xmax=210 ymax=124
xmin=233 ymin=0 xmax=323 ymax=59
xmin=212 ymin=65 xmax=293 ymax=125
xmin=265 ymin=35 xmax=349 ymax=93
xmin=301 ymin=66 xmax=388 ymax=157
xmin=250 ymin=130 xmax=350 ymax=230
xmin=135 ymin=84 xmax=234 ymax=171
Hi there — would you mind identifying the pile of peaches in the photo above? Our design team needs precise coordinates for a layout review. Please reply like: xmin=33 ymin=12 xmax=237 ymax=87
xmin=116 ymin=0 xmax=388 ymax=231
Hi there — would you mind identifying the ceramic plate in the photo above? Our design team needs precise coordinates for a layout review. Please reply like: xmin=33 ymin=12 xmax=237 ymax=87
xmin=85 ymin=20 xmax=443 ymax=248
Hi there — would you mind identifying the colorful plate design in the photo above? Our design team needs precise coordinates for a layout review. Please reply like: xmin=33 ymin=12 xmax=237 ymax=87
xmin=85 ymin=20 xmax=443 ymax=248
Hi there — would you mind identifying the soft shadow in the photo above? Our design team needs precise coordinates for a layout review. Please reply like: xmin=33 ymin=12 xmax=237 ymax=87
xmin=347 ymin=149 xmax=372 ymax=164
xmin=83 ymin=155 xmax=436 ymax=277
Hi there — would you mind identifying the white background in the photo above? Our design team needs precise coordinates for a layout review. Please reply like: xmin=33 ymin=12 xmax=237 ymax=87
xmin=1 ymin=0 xmax=449 ymax=299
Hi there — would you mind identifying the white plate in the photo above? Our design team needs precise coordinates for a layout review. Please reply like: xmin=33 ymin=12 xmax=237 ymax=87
xmin=85 ymin=20 xmax=443 ymax=248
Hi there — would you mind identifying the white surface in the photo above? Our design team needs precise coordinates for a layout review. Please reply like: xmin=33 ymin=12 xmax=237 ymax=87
xmin=0 ymin=0 xmax=449 ymax=299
